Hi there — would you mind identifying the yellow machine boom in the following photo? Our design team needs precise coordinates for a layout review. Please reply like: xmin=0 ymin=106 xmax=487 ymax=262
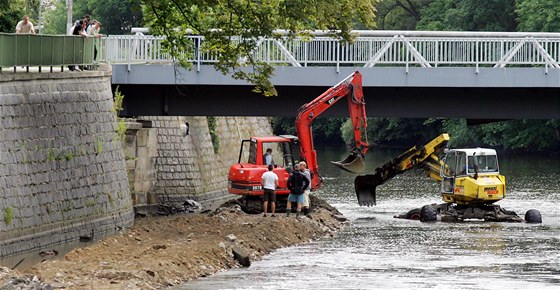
xmin=354 ymin=134 xmax=449 ymax=206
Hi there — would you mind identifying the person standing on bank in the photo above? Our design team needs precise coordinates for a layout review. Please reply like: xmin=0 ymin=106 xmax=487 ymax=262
xmin=286 ymin=163 xmax=309 ymax=217
xmin=261 ymin=164 xmax=279 ymax=217
xmin=15 ymin=16 xmax=35 ymax=34
xmin=299 ymin=161 xmax=311 ymax=215
xmin=264 ymin=148 xmax=274 ymax=166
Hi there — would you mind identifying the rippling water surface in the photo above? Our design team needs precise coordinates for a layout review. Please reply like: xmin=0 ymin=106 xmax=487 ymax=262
xmin=178 ymin=147 xmax=560 ymax=290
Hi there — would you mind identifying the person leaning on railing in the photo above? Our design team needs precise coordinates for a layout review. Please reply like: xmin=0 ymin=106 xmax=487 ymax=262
xmin=15 ymin=15 xmax=35 ymax=34
xmin=87 ymin=20 xmax=104 ymax=63
xmin=68 ymin=20 xmax=89 ymax=72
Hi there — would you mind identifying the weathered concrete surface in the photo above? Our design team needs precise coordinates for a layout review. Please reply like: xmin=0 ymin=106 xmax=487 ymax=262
xmin=132 ymin=116 xmax=273 ymax=207
xmin=0 ymin=65 xmax=134 ymax=259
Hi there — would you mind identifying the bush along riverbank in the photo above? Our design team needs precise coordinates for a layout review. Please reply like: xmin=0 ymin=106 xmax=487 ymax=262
xmin=0 ymin=195 xmax=347 ymax=289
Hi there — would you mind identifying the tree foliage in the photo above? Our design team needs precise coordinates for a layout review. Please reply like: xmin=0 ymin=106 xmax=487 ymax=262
xmin=341 ymin=118 xmax=442 ymax=148
xmin=516 ymin=0 xmax=560 ymax=32
xmin=142 ymin=0 xmax=378 ymax=96
xmin=442 ymin=119 xmax=560 ymax=152
xmin=0 ymin=0 xmax=25 ymax=33
xmin=272 ymin=117 xmax=345 ymax=145
xmin=376 ymin=0 xmax=431 ymax=30
xmin=42 ymin=0 xmax=144 ymax=35
xmin=87 ymin=0 xmax=144 ymax=35
xmin=42 ymin=0 xmax=67 ymax=34
xmin=416 ymin=0 xmax=517 ymax=31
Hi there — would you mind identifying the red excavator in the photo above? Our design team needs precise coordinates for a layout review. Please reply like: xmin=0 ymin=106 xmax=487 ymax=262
xmin=227 ymin=71 xmax=369 ymax=212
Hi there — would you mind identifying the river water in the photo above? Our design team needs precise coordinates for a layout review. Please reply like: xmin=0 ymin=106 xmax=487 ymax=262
xmin=178 ymin=147 xmax=560 ymax=290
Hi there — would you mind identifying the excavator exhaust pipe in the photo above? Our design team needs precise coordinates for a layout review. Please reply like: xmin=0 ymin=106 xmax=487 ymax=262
xmin=354 ymin=174 xmax=382 ymax=206
xmin=331 ymin=154 xmax=366 ymax=174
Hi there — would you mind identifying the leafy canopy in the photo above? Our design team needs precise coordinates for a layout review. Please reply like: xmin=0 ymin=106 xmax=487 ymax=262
xmin=516 ymin=0 xmax=560 ymax=32
xmin=376 ymin=0 xmax=431 ymax=30
xmin=142 ymin=0 xmax=378 ymax=96
xmin=43 ymin=0 xmax=144 ymax=35
xmin=416 ymin=0 xmax=517 ymax=31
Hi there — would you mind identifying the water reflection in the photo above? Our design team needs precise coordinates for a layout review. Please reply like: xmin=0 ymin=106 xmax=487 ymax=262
xmin=179 ymin=147 xmax=559 ymax=289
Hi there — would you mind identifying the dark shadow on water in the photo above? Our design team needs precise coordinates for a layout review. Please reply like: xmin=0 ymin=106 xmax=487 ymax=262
xmin=354 ymin=217 xmax=378 ymax=222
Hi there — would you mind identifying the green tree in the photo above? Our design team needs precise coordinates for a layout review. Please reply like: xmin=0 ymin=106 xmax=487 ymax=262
xmin=516 ymin=0 xmax=560 ymax=32
xmin=440 ymin=118 xmax=484 ymax=147
xmin=479 ymin=120 xmax=559 ymax=152
xmin=342 ymin=118 xmax=442 ymax=148
xmin=442 ymin=119 xmax=560 ymax=152
xmin=142 ymin=0 xmax=378 ymax=96
xmin=0 ymin=0 xmax=25 ymax=33
xmin=86 ymin=0 xmax=144 ymax=35
xmin=43 ymin=0 xmax=143 ymax=35
xmin=416 ymin=0 xmax=517 ymax=31
xmin=271 ymin=117 xmax=346 ymax=145
xmin=42 ymin=0 xmax=66 ymax=34
xmin=376 ymin=0 xmax=431 ymax=30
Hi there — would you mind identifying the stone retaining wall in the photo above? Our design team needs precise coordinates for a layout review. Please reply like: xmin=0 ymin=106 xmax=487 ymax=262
xmin=131 ymin=116 xmax=273 ymax=208
xmin=0 ymin=68 xmax=134 ymax=259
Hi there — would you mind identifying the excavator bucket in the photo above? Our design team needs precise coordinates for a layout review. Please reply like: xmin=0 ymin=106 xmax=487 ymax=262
xmin=354 ymin=173 xmax=383 ymax=206
xmin=331 ymin=154 xmax=366 ymax=173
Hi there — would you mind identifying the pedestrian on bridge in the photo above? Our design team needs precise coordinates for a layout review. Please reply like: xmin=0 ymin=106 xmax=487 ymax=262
xmin=68 ymin=20 xmax=88 ymax=72
xmin=88 ymin=20 xmax=104 ymax=63
xmin=15 ymin=16 xmax=35 ymax=34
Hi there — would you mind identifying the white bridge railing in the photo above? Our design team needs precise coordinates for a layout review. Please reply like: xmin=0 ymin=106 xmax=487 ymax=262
xmin=99 ymin=30 xmax=560 ymax=72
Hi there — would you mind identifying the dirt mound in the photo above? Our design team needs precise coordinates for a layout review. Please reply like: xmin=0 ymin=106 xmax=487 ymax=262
xmin=223 ymin=194 xmax=342 ymax=216
xmin=0 ymin=196 xmax=347 ymax=289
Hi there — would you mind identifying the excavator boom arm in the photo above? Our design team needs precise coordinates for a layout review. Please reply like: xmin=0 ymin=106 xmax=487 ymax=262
xmin=354 ymin=133 xmax=449 ymax=206
xmin=295 ymin=71 xmax=369 ymax=190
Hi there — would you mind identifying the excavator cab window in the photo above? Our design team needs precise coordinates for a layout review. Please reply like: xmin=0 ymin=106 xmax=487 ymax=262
xmin=279 ymin=142 xmax=295 ymax=169
xmin=259 ymin=141 xmax=296 ymax=168
xmin=441 ymin=152 xmax=458 ymax=177
xmin=457 ymin=152 xmax=467 ymax=175
xmin=469 ymin=155 xmax=498 ymax=173
xmin=262 ymin=142 xmax=278 ymax=165
xmin=247 ymin=140 xmax=257 ymax=164
xmin=441 ymin=152 xmax=458 ymax=193
xmin=467 ymin=157 xmax=475 ymax=173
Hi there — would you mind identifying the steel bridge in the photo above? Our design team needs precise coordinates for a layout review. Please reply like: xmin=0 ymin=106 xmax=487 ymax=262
xmin=101 ymin=30 xmax=560 ymax=118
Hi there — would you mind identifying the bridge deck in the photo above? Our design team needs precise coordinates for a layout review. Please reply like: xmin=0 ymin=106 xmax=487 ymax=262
xmin=114 ymin=65 xmax=559 ymax=119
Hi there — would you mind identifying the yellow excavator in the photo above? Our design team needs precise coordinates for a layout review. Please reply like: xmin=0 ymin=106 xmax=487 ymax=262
xmin=354 ymin=133 xmax=542 ymax=223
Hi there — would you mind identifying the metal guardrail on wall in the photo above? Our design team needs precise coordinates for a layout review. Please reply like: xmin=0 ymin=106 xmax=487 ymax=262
xmin=0 ymin=33 xmax=95 ymax=71
xmin=3 ymin=31 xmax=559 ymax=73
xmin=99 ymin=30 xmax=560 ymax=72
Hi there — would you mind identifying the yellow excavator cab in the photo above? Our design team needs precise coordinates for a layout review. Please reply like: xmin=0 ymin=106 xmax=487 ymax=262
xmin=440 ymin=148 xmax=505 ymax=205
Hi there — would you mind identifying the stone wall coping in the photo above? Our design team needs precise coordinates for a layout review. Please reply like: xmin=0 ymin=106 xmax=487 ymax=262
xmin=0 ymin=64 xmax=112 ymax=83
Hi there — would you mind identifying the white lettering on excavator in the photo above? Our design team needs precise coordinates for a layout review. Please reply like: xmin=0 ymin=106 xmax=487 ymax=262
xmin=327 ymin=97 xmax=335 ymax=105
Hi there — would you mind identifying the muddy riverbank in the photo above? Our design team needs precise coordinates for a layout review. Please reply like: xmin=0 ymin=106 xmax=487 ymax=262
xmin=0 ymin=196 xmax=347 ymax=289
